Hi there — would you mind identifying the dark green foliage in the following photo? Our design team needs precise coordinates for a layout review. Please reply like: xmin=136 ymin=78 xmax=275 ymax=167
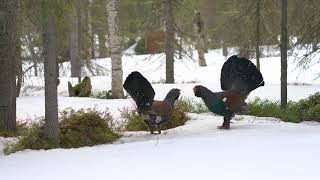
xmin=175 ymin=97 xmax=209 ymax=114
xmin=90 ymin=90 xmax=113 ymax=99
xmin=90 ymin=90 xmax=129 ymax=99
xmin=121 ymin=107 xmax=189 ymax=132
xmin=3 ymin=122 xmax=58 ymax=155
xmin=124 ymin=38 xmax=136 ymax=50
xmin=68 ymin=77 xmax=92 ymax=97
xmin=243 ymin=92 xmax=320 ymax=123
xmin=291 ymin=92 xmax=320 ymax=122
xmin=134 ymin=38 xmax=147 ymax=55
xmin=4 ymin=108 xmax=121 ymax=155
xmin=59 ymin=109 xmax=120 ymax=148
xmin=0 ymin=130 xmax=21 ymax=138
xmin=243 ymin=98 xmax=301 ymax=123
xmin=121 ymin=107 xmax=148 ymax=131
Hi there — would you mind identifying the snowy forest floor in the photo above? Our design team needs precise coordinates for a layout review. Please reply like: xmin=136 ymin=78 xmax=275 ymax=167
xmin=1 ymin=49 xmax=320 ymax=179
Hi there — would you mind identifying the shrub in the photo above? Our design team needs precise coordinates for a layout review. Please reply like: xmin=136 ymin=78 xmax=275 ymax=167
xmin=121 ymin=107 xmax=148 ymax=131
xmin=68 ymin=76 xmax=92 ymax=97
xmin=90 ymin=90 xmax=129 ymax=99
xmin=59 ymin=108 xmax=121 ymax=148
xmin=243 ymin=98 xmax=301 ymax=123
xmin=90 ymin=90 xmax=113 ymax=99
xmin=243 ymin=93 xmax=320 ymax=123
xmin=134 ymin=38 xmax=147 ymax=55
xmin=175 ymin=97 xmax=209 ymax=114
xmin=124 ymin=38 xmax=136 ymax=49
xmin=121 ymin=106 xmax=189 ymax=132
xmin=4 ymin=108 xmax=121 ymax=155
xmin=0 ymin=120 xmax=29 ymax=138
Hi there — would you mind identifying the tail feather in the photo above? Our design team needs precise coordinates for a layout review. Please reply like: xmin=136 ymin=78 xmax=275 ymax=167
xmin=163 ymin=88 xmax=181 ymax=107
xmin=220 ymin=55 xmax=264 ymax=95
xmin=123 ymin=71 xmax=155 ymax=109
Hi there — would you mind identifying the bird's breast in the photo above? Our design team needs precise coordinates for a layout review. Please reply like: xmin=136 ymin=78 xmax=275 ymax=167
xmin=141 ymin=113 xmax=162 ymax=124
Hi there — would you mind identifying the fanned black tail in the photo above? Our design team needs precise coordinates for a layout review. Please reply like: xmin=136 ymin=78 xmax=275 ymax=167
xmin=220 ymin=55 xmax=264 ymax=95
xmin=123 ymin=71 xmax=155 ymax=109
xmin=163 ymin=88 xmax=181 ymax=107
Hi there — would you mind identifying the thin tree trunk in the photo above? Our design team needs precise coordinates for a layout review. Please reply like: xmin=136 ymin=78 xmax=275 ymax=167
xmin=88 ymin=0 xmax=95 ymax=59
xmin=70 ymin=3 xmax=81 ymax=78
xmin=164 ymin=0 xmax=175 ymax=83
xmin=34 ymin=60 xmax=38 ymax=76
xmin=280 ymin=0 xmax=288 ymax=109
xmin=178 ymin=37 xmax=182 ymax=59
xmin=0 ymin=0 xmax=17 ymax=131
xmin=222 ymin=40 xmax=228 ymax=59
xmin=16 ymin=44 xmax=22 ymax=97
xmin=194 ymin=12 xmax=207 ymax=67
xmin=107 ymin=0 xmax=124 ymax=98
xmin=98 ymin=32 xmax=107 ymax=57
xmin=43 ymin=2 xmax=60 ymax=144
xmin=255 ymin=0 xmax=261 ymax=70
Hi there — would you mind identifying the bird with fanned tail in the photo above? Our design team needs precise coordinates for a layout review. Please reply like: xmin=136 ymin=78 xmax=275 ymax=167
xmin=193 ymin=55 xmax=265 ymax=129
xmin=123 ymin=71 xmax=181 ymax=134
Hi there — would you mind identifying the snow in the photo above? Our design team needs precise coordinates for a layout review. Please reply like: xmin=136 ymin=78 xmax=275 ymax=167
xmin=17 ymin=49 xmax=320 ymax=120
xmin=1 ymin=48 xmax=320 ymax=179
xmin=1 ymin=115 xmax=320 ymax=180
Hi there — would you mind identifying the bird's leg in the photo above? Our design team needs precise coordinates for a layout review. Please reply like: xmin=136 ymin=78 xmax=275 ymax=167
xmin=218 ymin=116 xmax=230 ymax=129
xmin=144 ymin=120 xmax=154 ymax=134
xmin=155 ymin=124 xmax=161 ymax=134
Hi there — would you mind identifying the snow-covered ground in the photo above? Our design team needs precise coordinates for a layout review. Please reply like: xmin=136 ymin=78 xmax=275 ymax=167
xmin=18 ymin=49 xmax=320 ymax=120
xmin=1 ymin=114 xmax=320 ymax=180
xmin=1 ymin=49 xmax=320 ymax=179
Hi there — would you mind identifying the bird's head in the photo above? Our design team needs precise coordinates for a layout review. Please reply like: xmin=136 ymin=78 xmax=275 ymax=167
xmin=193 ymin=85 xmax=205 ymax=97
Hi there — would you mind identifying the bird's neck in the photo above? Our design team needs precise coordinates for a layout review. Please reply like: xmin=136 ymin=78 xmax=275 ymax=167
xmin=164 ymin=96 xmax=177 ymax=107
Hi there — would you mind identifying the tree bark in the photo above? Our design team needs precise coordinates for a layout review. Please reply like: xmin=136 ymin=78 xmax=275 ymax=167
xmin=255 ymin=0 xmax=261 ymax=70
xmin=194 ymin=12 xmax=207 ymax=67
xmin=16 ymin=43 xmax=22 ymax=97
xmin=106 ymin=0 xmax=124 ymax=98
xmin=70 ymin=2 xmax=81 ymax=78
xmin=164 ymin=0 xmax=175 ymax=83
xmin=43 ymin=1 xmax=60 ymax=143
xmin=222 ymin=40 xmax=228 ymax=59
xmin=0 ymin=0 xmax=17 ymax=131
xmin=280 ymin=0 xmax=288 ymax=109
xmin=88 ymin=0 xmax=95 ymax=59
xmin=98 ymin=32 xmax=108 ymax=57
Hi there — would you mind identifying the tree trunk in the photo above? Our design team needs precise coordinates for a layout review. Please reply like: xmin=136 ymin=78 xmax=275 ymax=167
xmin=0 ymin=0 xmax=17 ymax=131
xmin=255 ymin=0 xmax=261 ymax=70
xmin=222 ymin=40 xmax=228 ymax=59
xmin=88 ymin=0 xmax=95 ymax=59
xmin=164 ymin=0 xmax=175 ymax=83
xmin=16 ymin=43 xmax=22 ymax=97
xmin=70 ymin=3 xmax=81 ymax=78
xmin=98 ymin=32 xmax=108 ymax=57
xmin=107 ymin=0 xmax=124 ymax=98
xmin=194 ymin=12 xmax=207 ymax=67
xmin=280 ymin=0 xmax=288 ymax=109
xmin=239 ymin=43 xmax=250 ymax=59
xmin=34 ymin=60 xmax=38 ymax=76
xmin=178 ymin=37 xmax=182 ymax=59
xmin=43 ymin=2 xmax=60 ymax=144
